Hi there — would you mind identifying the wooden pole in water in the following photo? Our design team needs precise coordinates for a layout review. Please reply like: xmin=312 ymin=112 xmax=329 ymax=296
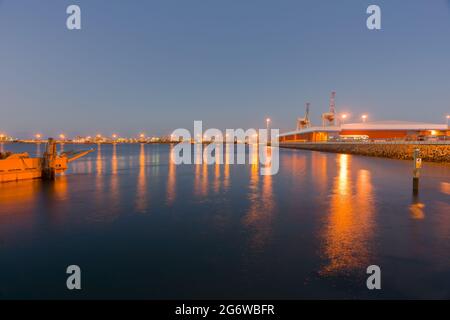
xmin=43 ymin=138 xmax=57 ymax=180
xmin=412 ymin=148 xmax=421 ymax=194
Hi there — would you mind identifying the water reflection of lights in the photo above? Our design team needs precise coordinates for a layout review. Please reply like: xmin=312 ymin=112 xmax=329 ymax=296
xmin=311 ymin=151 xmax=328 ymax=195
xmin=213 ymin=144 xmax=222 ymax=193
xmin=243 ymin=145 xmax=275 ymax=251
xmin=53 ymin=175 xmax=68 ymax=201
xmin=110 ymin=143 xmax=120 ymax=210
xmin=194 ymin=144 xmax=202 ymax=196
xmin=136 ymin=143 xmax=148 ymax=213
xmin=320 ymin=154 xmax=376 ymax=276
xmin=193 ymin=144 xmax=210 ymax=197
xmin=94 ymin=145 xmax=105 ymax=211
xmin=201 ymin=161 xmax=209 ymax=197
xmin=0 ymin=180 xmax=42 ymax=211
xmin=112 ymin=144 xmax=118 ymax=175
xmin=223 ymin=143 xmax=231 ymax=190
xmin=409 ymin=202 xmax=425 ymax=220
xmin=410 ymin=193 xmax=425 ymax=220
xmin=96 ymin=144 xmax=103 ymax=175
xmin=167 ymin=145 xmax=176 ymax=205
xmin=441 ymin=182 xmax=450 ymax=195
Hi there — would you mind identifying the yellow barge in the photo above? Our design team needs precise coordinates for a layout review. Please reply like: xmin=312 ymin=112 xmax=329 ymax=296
xmin=0 ymin=138 xmax=93 ymax=183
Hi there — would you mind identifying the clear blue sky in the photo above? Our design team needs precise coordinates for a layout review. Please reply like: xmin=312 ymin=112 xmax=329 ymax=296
xmin=1 ymin=0 xmax=450 ymax=138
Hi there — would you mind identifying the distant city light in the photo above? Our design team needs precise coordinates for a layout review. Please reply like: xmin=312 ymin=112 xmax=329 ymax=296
xmin=266 ymin=118 xmax=271 ymax=131
xmin=362 ymin=114 xmax=368 ymax=122
xmin=59 ymin=134 xmax=65 ymax=139
xmin=339 ymin=114 xmax=348 ymax=126
xmin=35 ymin=134 xmax=41 ymax=139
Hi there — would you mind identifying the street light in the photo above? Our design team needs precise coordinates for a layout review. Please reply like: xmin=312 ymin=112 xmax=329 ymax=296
xmin=446 ymin=115 xmax=450 ymax=126
xmin=341 ymin=114 xmax=348 ymax=125
xmin=35 ymin=134 xmax=42 ymax=140
xmin=252 ymin=133 xmax=258 ymax=144
xmin=361 ymin=114 xmax=368 ymax=123
xmin=266 ymin=118 xmax=271 ymax=144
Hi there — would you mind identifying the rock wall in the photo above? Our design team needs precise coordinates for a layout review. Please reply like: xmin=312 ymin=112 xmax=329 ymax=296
xmin=279 ymin=142 xmax=450 ymax=162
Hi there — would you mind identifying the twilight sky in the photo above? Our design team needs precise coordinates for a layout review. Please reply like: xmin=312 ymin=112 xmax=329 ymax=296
xmin=1 ymin=0 xmax=450 ymax=138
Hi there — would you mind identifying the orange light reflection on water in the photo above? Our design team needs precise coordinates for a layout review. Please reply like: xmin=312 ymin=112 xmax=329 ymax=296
xmin=167 ymin=145 xmax=176 ymax=205
xmin=320 ymin=154 xmax=376 ymax=276
xmin=243 ymin=145 xmax=275 ymax=251
xmin=135 ymin=143 xmax=148 ymax=213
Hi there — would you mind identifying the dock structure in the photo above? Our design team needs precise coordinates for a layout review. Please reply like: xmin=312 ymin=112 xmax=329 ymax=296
xmin=0 ymin=138 xmax=93 ymax=183
xmin=279 ymin=121 xmax=449 ymax=143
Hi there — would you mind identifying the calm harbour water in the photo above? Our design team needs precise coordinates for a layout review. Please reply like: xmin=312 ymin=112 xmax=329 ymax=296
xmin=0 ymin=142 xmax=449 ymax=299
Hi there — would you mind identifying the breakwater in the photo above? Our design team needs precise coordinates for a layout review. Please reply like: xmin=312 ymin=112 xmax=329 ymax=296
xmin=279 ymin=142 xmax=450 ymax=163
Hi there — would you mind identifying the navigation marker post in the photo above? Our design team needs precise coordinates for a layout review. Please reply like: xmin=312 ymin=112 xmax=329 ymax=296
xmin=413 ymin=149 xmax=421 ymax=194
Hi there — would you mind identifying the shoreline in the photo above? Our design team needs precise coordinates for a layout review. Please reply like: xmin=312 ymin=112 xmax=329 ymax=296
xmin=280 ymin=141 xmax=450 ymax=163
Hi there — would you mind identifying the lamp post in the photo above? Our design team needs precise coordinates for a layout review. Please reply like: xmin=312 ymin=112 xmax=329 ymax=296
xmin=362 ymin=114 xmax=367 ymax=123
xmin=446 ymin=115 xmax=450 ymax=141
xmin=266 ymin=118 xmax=271 ymax=144
xmin=341 ymin=114 xmax=347 ymax=126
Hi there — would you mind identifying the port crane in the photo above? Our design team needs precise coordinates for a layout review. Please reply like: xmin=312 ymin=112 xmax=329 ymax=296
xmin=322 ymin=91 xmax=336 ymax=127
xmin=297 ymin=102 xmax=311 ymax=130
